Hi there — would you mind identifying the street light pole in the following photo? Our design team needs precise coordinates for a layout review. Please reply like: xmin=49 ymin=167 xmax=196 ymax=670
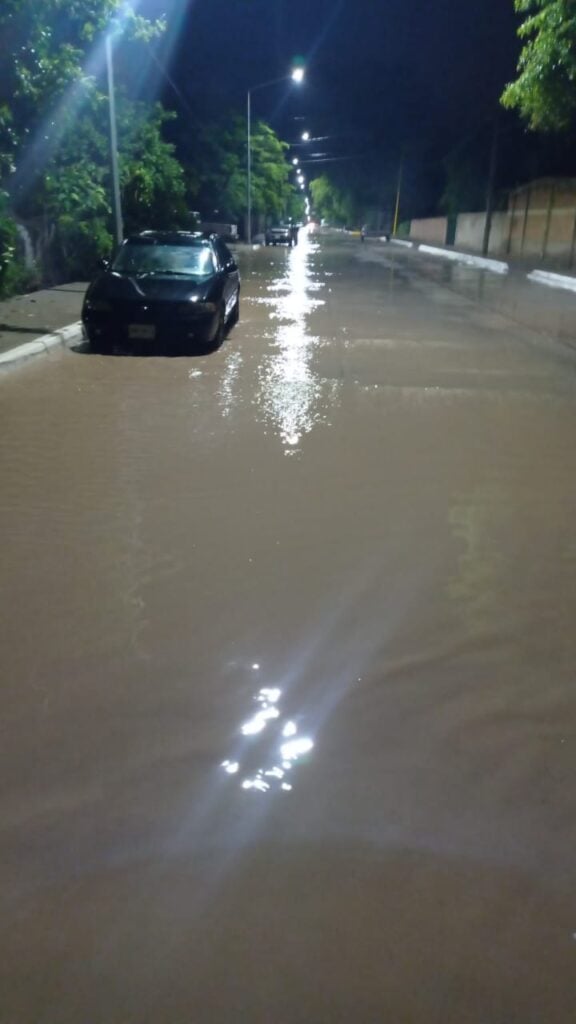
xmin=105 ymin=32 xmax=123 ymax=247
xmin=246 ymin=67 xmax=304 ymax=245
xmin=247 ymin=89 xmax=252 ymax=244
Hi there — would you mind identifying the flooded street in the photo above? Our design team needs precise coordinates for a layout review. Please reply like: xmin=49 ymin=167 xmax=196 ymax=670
xmin=2 ymin=231 xmax=576 ymax=1021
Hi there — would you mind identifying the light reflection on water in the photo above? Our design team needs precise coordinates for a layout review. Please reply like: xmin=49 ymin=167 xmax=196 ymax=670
xmin=221 ymin=684 xmax=314 ymax=795
xmin=255 ymin=230 xmax=340 ymax=452
xmin=216 ymin=349 xmax=243 ymax=417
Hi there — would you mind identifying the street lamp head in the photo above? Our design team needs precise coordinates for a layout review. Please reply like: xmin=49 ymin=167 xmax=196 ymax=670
xmin=302 ymin=131 xmax=310 ymax=141
xmin=292 ymin=157 xmax=299 ymax=166
xmin=291 ymin=67 xmax=305 ymax=84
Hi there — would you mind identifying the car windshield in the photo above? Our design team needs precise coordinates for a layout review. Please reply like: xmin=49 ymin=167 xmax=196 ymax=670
xmin=112 ymin=242 xmax=216 ymax=277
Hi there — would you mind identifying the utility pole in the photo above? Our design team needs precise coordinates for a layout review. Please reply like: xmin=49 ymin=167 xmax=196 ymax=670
xmin=482 ymin=116 xmax=499 ymax=257
xmin=105 ymin=32 xmax=123 ymax=248
xmin=392 ymin=153 xmax=404 ymax=236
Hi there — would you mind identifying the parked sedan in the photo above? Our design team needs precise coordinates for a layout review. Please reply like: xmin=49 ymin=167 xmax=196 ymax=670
xmin=82 ymin=231 xmax=240 ymax=354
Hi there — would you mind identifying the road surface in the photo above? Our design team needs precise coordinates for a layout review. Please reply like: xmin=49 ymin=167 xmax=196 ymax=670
xmin=2 ymin=231 xmax=576 ymax=1022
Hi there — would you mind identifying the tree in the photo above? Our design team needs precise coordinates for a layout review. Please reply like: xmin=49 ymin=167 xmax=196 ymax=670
xmin=0 ymin=0 xmax=174 ymax=289
xmin=502 ymin=0 xmax=576 ymax=130
xmin=118 ymin=103 xmax=188 ymax=234
xmin=34 ymin=95 xmax=189 ymax=277
xmin=309 ymin=175 xmax=355 ymax=226
xmin=0 ymin=0 xmax=162 ymax=172
xmin=180 ymin=113 xmax=296 ymax=225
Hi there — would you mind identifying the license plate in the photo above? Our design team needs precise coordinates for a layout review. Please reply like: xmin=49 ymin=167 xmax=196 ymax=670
xmin=128 ymin=323 xmax=156 ymax=340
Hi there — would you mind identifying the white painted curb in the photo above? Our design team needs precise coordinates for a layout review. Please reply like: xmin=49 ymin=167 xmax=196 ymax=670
xmin=527 ymin=269 xmax=576 ymax=294
xmin=418 ymin=244 xmax=509 ymax=275
xmin=390 ymin=238 xmax=414 ymax=248
xmin=0 ymin=321 xmax=82 ymax=368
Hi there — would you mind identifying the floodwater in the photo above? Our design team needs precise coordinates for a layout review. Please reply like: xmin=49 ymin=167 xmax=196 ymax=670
xmin=2 ymin=231 xmax=576 ymax=1022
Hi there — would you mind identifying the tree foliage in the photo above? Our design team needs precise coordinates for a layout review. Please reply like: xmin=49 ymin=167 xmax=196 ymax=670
xmin=309 ymin=175 xmax=355 ymax=226
xmin=0 ymin=0 xmax=163 ymax=164
xmin=0 ymin=0 xmax=297 ymax=293
xmin=180 ymin=114 xmax=296 ymax=225
xmin=35 ymin=96 xmax=189 ymax=276
xmin=0 ymin=0 xmax=181 ymax=287
xmin=502 ymin=0 xmax=576 ymax=130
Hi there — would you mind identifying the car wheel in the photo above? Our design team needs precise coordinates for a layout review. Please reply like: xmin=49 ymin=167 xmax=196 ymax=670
xmin=229 ymin=293 xmax=240 ymax=327
xmin=89 ymin=336 xmax=113 ymax=355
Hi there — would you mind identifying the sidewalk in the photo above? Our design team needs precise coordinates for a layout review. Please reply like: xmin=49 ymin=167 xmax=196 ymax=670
xmin=0 ymin=282 xmax=87 ymax=361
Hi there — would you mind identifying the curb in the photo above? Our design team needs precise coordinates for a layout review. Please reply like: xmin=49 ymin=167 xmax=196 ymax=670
xmin=527 ymin=269 xmax=576 ymax=294
xmin=397 ymin=238 xmax=576 ymax=293
xmin=417 ymin=244 xmax=509 ymax=275
xmin=390 ymin=238 xmax=414 ymax=248
xmin=0 ymin=321 xmax=82 ymax=369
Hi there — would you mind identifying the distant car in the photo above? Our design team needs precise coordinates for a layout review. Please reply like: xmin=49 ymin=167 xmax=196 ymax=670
xmin=265 ymin=224 xmax=293 ymax=246
xmin=82 ymin=231 xmax=240 ymax=354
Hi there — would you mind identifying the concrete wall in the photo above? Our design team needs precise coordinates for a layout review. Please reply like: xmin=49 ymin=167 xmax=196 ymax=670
xmin=507 ymin=182 xmax=576 ymax=261
xmin=409 ymin=217 xmax=447 ymax=245
xmin=406 ymin=180 xmax=576 ymax=265
xmin=455 ymin=212 xmax=510 ymax=255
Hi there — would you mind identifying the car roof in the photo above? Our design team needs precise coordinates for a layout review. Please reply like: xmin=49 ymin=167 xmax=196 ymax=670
xmin=124 ymin=231 xmax=215 ymax=247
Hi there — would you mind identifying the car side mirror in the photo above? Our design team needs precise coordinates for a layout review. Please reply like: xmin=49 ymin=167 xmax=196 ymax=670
xmin=98 ymin=258 xmax=110 ymax=270
xmin=226 ymin=260 xmax=238 ymax=273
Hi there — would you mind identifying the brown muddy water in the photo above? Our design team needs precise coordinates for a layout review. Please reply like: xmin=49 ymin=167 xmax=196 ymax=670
xmin=2 ymin=231 xmax=576 ymax=1022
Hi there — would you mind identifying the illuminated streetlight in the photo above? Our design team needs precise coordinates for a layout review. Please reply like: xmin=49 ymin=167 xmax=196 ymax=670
xmin=291 ymin=67 xmax=305 ymax=84
xmin=302 ymin=131 xmax=310 ymax=141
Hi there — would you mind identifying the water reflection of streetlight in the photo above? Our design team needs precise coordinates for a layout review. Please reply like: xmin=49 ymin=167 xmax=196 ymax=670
xmin=255 ymin=230 xmax=337 ymax=452
xmin=247 ymin=67 xmax=305 ymax=243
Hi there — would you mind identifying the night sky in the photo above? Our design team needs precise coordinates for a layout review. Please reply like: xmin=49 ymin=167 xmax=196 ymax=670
xmin=158 ymin=0 xmax=519 ymax=141
xmin=133 ymin=0 xmax=575 ymax=216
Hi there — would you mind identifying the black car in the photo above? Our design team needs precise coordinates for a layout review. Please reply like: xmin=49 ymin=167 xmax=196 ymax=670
xmin=82 ymin=231 xmax=240 ymax=354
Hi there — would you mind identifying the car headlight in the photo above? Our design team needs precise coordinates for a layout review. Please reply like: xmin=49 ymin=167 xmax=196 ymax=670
xmin=86 ymin=299 xmax=113 ymax=312
xmin=193 ymin=301 xmax=217 ymax=314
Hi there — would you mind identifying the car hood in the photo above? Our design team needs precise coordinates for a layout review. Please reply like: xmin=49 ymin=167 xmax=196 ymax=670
xmin=86 ymin=272 xmax=217 ymax=303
